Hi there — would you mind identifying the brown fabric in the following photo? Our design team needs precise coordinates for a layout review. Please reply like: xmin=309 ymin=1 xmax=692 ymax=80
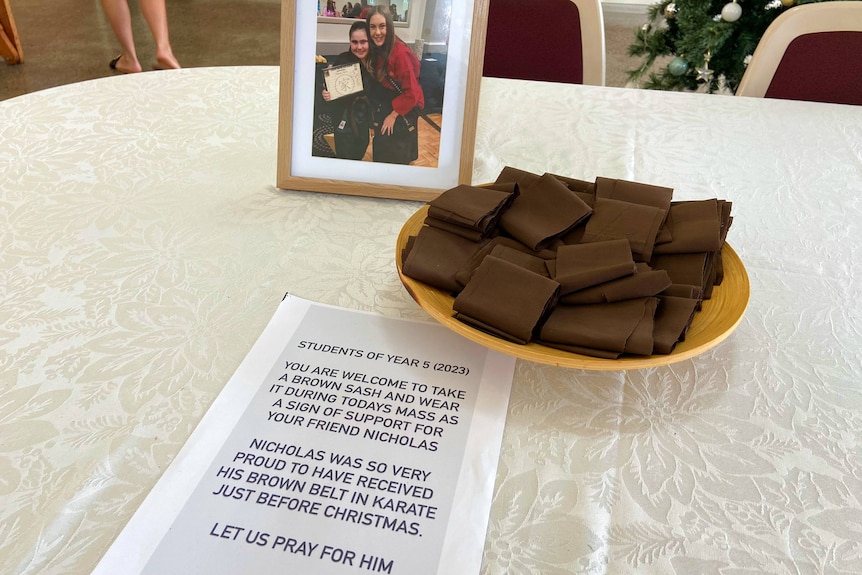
xmin=454 ymin=314 xmax=532 ymax=345
xmin=560 ymin=263 xmax=672 ymax=304
xmin=454 ymin=255 xmax=560 ymax=344
xmin=539 ymin=298 xmax=655 ymax=354
xmin=401 ymin=171 xmax=736 ymax=359
xmin=594 ymin=177 xmax=673 ymax=214
xmin=661 ymin=283 xmax=703 ymax=300
xmin=489 ymin=245 xmax=551 ymax=277
xmin=559 ymin=223 xmax=587 ymax=245
xmin=453 ymin=238 xmax=504 ymax=288
xmin=581 ymin=197 xmax=666 ymax=261
xmin=493 ymin=236 xmax=558 ymax=260
xmin=550 ymin=173 xmax=595 ymax=196
xmin=495 ymin=166 xmax=541 ymax=188
xmin=625 ymin=297 xmax=659 ymax=356
xmin=499 ymin=173 xmax=593 ymax=250
xmin=720 ymin=200 xmax=733 ymax=242
xmin=425 ymin=217 xmax=490 ymax=242
xmin=650 ymin=252 xmax=709 ymax=289
xmin=454 ymin=237 xmax=555 ymax=288
xmin=496 ymin=166 xmax=595 ymax=207
xmin=427 ymin=183 xmax=517 ymax=236
xmin=653 ymin=296 xmax=700 ymax=354
xmin=653 ymin=200 xmax=722 ymax=254
xmin=655 ymin=223 xmax=673 ymax=245
xmin=403 ymin=235 xmax=416 ymax=261
xmin=401 ymin=225 xmax=489 ymax=293
xmin=716 ymin=201 xmax=733 ymax=286
xmin=714 ymin=247 xmax=725 ymax=285
xmin=553 ymin=239 xmax=637 ymax=294
xmin=551 ymin=174 xmax=594 ymax=208
xmin=487 ymin=181 xmax=520 ymax=195
xmin=702 ymin=252 xmax=719 ymax=299
xmin=573 ymin=191 xmax=595 ymax=208
xmin=542 ymin=341 xmax=622 ymax=359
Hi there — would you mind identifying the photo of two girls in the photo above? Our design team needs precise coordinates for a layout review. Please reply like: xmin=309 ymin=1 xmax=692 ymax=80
xmin=312 ymin=5 xmax=444 ymax=167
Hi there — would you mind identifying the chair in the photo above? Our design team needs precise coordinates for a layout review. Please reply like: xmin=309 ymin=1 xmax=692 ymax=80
xmin=1 ymin=0 xmax=24 ymax=65
xmin=736 ymin=1 xmax=862 ymax=105
xmin=483 ymin=0 xmax=606 ymax=86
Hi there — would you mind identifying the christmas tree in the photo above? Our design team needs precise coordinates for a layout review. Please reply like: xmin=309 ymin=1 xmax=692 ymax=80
xmin=627 ymin=0 xmax=838 ymax=94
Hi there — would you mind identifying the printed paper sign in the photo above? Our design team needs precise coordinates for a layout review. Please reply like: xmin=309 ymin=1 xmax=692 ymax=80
xmin=95 ymin=295 xmax=515 ymax=575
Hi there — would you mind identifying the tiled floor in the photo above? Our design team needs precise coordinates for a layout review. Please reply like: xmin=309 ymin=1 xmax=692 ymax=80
xmin=0 ymin=0 xmax=645 ymax=102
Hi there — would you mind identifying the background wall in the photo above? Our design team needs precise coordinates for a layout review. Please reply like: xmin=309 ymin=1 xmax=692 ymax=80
xmin=317 ymin=0 xmax=652 ymax=54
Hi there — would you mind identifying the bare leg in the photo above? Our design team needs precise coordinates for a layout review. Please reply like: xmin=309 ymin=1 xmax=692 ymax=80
xmin=100 ymin=0 xmax=142 ymax=73
xmin=139 ymin=0 xmax=180 ymax=69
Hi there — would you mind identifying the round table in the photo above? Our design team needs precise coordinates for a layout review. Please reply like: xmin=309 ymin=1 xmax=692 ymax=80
xmin=3 ymin=66 xmax=862 ymax=574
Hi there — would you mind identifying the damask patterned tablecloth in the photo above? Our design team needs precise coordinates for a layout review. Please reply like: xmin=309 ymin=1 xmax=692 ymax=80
xmin=2 ymin=67 xmax=861 ymax=574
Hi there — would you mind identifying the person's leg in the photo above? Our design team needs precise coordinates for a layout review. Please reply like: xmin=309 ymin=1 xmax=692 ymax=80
xmin=100 ymin=0 xmax=142 ymax=73
xmin=139 ymin=0 xmax=180 ymax=69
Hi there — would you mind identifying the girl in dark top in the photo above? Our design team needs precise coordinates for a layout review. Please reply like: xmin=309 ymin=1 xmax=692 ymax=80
xmin=321 ymin=21 xmax=373 ymax=159
xmin=365 ymin=5 xmax=425 ymax=164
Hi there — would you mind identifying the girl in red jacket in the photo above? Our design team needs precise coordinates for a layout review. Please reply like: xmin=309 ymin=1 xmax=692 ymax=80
xmin=366 ymin=6 xmax=425 ymax=164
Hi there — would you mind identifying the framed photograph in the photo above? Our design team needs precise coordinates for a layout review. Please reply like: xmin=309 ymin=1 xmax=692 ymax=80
xmin=276 ymin=0 xmax=489 ymax=201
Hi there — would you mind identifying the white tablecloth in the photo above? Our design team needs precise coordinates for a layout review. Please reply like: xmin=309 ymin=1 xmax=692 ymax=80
xmin=2 ymin=66 xmax=861 ymax=574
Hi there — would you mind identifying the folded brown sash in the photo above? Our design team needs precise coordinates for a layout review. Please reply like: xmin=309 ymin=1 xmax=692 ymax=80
xmin=581 ymin=197 xmax=666 ymax=262
xmin=427 ymin=183 xmax=517 ymax=236
xmin=552 ymin=239 xmax=637 ymax=294
xmin=400 ymin=165 xmax=734 ymax=357
xmin=499 ymin=173 xmax=592 ymax=250
xmin=402 ymin=225 xmax=489 ymax=293
xmin=538 ymin=297 xmax=658 ymax=356
xmin=560 ymin=263 xmax=672 ymax=304
xmin=653 ymin=295 xmax=700 ymax=354
xmin=454 ymin=255 xmax=560 ymax=344
xmin=653 ymin=199 xmax=722 ymax=254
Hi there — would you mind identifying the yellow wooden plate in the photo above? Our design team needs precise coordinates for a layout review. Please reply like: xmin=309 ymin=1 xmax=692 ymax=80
xmin=396 ymin=205 xmax=750 ymax=371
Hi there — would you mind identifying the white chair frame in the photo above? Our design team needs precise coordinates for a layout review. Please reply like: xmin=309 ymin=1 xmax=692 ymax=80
xmin=736 ymin=1 xmax=862 ymax=98
xmin=573 ymin=0 xmax=606 ymax=86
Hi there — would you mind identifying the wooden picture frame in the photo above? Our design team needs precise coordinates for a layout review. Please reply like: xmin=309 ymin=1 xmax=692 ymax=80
xmin=276 ymin=0 xmax=489 ymax=201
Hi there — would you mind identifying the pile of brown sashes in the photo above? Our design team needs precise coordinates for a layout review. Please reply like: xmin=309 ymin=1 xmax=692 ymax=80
xmin=401 ymin=167 xmax=733 ymax=359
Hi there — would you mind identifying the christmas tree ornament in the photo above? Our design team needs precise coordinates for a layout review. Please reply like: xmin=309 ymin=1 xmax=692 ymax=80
xmin=696 ymin=52 xmax=714 ymax=83
xmin=664 ymin=2 xmax=678 ymax=18
xmin=668 ymin=57 xmax=690 ymax=76
xmin=721 ymin=1 xmax=742 ymax=22
xmin=781 ymin=0 xmax=797 ymax=6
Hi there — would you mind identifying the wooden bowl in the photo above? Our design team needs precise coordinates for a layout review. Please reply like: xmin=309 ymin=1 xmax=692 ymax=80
xmin=396 ymin=205 xmax=750 ymax=371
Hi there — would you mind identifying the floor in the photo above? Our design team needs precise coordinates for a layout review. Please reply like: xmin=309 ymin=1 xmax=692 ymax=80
xmin=0 ymin=0 xmax=647 ymax=102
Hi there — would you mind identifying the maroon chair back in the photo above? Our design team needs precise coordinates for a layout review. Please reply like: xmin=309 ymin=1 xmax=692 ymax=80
xmin=483 ymin=0 xmax=584 ymax=84
xmin=765 ymin=31 xmax=862 ymax=106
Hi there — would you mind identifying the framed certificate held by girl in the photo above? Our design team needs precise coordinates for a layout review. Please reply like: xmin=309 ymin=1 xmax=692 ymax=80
xmin=277 ymin=0 xmax=489 ymax=201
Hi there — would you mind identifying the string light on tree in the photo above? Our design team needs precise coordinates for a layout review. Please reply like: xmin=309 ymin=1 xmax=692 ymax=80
xmin=721 ymin=1 xmax=742 ymax=22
